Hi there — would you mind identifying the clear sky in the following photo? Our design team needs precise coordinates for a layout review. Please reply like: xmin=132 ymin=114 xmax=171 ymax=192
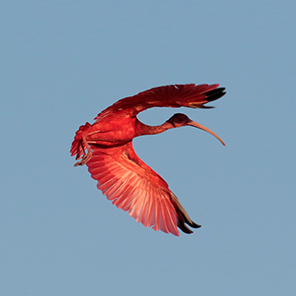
xmin=1 ymin=1 xmax=296 ymax=295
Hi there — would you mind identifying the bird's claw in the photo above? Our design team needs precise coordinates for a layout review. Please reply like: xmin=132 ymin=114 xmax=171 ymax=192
xmin=74 ymin=152 xmax=92 ymax=167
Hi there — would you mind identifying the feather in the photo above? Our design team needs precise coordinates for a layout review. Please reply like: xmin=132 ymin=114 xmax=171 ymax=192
xmin=86 ymin=142 xmax=199 ymax=236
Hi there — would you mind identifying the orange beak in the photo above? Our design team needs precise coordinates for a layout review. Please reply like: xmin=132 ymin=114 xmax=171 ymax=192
xmin=188 ymin=120 xmax=226 ymax=146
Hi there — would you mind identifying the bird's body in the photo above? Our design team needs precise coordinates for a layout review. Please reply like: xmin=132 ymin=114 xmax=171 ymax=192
xmin=71 ymin=84 xmax=226 ymax=236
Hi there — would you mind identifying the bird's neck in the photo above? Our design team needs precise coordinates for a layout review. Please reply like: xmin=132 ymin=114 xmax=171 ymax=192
xmin=135 ymin=119 xmax=173 ymax=137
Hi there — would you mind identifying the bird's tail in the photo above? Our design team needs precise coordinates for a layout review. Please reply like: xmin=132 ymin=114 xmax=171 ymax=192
xmin=70 ymin=122 xmax=92 ymax=160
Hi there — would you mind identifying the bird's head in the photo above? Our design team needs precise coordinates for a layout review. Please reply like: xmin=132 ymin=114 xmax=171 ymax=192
xmin=167 ymin=113 xmax=225 ymax=146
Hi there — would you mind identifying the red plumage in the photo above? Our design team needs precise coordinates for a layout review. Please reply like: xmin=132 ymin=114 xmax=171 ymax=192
xmin=71 ymin=84 xmax=226 ymax=236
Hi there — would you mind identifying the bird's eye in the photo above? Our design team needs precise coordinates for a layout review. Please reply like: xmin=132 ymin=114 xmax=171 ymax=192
xmin=173 ymin=113 xmax=188 ymax=123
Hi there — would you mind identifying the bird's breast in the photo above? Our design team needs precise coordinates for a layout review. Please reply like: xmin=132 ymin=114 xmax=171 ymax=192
xmin=85 ymin=118 xmax=136 ymax=147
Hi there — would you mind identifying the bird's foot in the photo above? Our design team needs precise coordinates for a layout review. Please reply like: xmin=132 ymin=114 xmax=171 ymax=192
xmin=74 ymin=152 xmax=92 ymax=167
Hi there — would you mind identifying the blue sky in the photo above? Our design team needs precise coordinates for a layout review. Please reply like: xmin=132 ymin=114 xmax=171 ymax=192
xmin=1 ymin=1 xmax=296 ymax=295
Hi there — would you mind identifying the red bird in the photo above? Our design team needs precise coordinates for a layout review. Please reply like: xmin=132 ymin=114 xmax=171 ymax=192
xmin=71 ymin=84 xmax=226 ymax=236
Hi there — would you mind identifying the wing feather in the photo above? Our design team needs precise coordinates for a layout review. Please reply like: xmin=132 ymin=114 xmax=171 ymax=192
xmin=96 ymin=84 xmax=226 ymax=120
xmin=86 ymin=141 xmax=198 ymax=236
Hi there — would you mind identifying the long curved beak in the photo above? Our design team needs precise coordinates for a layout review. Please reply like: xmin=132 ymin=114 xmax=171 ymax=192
xmin=188 ymin=120 xmax=226 ymax=146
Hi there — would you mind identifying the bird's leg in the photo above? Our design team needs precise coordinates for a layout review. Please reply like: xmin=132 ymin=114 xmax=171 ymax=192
xmin=74 ymin=139 xmax=93 ymax=167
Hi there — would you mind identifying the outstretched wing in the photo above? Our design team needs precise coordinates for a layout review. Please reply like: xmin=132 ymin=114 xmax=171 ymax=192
xmin=97 ymin=84 xmax=226 ymax=119
xmin=86 ymin=142 xmax=200 ymax=236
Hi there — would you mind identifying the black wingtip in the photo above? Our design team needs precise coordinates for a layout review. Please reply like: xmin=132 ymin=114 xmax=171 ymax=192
xmin=190 ymin=222 xmax=202 ymax=229
xmin=177 ymin=221 xmax=194 ymax=234
xmin=177 ymin=220 xmax=202 ymax=234
xmin=205 ymin=87 xmax=226 ymax=102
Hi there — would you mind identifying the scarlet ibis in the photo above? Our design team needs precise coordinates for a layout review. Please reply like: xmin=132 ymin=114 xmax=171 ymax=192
xmin=71 ymin=84 xmax=226 ymax=236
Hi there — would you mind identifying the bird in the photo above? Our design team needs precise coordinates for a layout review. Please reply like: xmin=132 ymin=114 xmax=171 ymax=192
xmin=71 ymin=83 xmax=226 ymax=236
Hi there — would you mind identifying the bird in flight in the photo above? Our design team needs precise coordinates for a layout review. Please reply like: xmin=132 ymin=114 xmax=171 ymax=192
xmin=71 ymin=84 xmax=226 ymax=236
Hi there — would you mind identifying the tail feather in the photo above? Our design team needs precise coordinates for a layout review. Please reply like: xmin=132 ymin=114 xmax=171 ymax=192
xmin=70 ymin=122 xmax=92 ymax=159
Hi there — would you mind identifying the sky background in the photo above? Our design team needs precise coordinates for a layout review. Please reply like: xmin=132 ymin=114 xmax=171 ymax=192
xmin=1 ymin=1 xmax=296 ymax=295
